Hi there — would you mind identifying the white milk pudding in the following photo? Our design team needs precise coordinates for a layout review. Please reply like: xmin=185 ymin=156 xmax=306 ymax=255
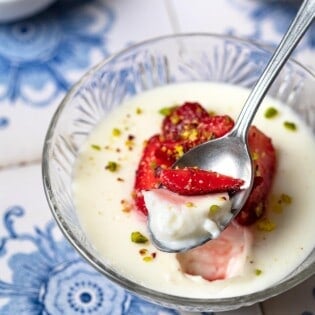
xmin=73 ymin=82 xmax=315 ymax=298
xmin=144 ymin=189 xmax=232 ymax=250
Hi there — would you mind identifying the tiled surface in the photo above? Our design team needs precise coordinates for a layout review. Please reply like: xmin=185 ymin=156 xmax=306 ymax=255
xmin=170 ymin=0 xmax=315 ymax=69
xmin=0 ymin=0 xmax=173 ymax=168
xmin=262 ymin=274 xmax=315 ymax=315
xmin=0 ymin=0 xmax=315 ymax=314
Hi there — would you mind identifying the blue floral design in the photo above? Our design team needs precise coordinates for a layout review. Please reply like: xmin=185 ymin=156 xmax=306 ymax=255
xmin=0 ymin=206 xmax=180 ymax=314
xmin=231 ymin=1 xmax=314 ymax=49
xmin=0 ymin=117 xmax=9 ymax=129
xmin=0 ymin=0 xmax=114 ymax=106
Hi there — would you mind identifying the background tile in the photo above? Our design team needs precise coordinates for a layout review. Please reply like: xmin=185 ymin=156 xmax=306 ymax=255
xmin=1 ymin=0 xmax=315 ymax=314
xmin=169 ymin=0 xmax=315 ymax=69
xmin=0 ymin=0 xmax=173 ymax=168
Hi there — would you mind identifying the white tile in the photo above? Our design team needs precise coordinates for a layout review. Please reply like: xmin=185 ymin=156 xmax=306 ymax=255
xmin=169 ymin=0 xmax=256 ymax=36
xmin=106 ymin=0 xmax=173 ymax=52
xmin=262 ymin=275 xmax=315 ymax=315
xmin=0 ymin=164 xmax=53 ymax=234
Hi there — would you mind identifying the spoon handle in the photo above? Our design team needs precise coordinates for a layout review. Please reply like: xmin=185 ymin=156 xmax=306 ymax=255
xmin=233 ymin=0 xmax=315 ymax=140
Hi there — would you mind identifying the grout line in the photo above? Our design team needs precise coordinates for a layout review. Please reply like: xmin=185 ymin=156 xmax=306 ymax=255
xmin=163 ymin=0 xmax=181 ymax=34
xmin=259 ymin=302 xmax=266 ymax=315
xmin=0 ymin=158 xmax=41 ymax=172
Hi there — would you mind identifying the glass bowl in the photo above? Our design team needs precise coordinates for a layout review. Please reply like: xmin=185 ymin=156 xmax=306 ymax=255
xmin=42 ymin=33 xmax=315 ymax=312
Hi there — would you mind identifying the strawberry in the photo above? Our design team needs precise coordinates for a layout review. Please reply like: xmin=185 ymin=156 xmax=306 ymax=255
xmin=177 ymin=222 xmax=252 ymax=281
xmin=160 ymin=167 xmax=244 ymax=195
xmin=133 ymin=101 xmax=276 ymax=226
xmin=162 ymin=102 xmax=209 ymax=141
xmin=196 ymin=115 xmax=234 ymax=142
xmin=236 ymin=126 xmax=276 ymax=225
xmin=133 ymin=135 xmax=172 ymax=215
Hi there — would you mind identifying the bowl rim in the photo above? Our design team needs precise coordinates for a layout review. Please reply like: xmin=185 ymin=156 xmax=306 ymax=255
xmin=42 ymin=32 xmax=315 ymax=310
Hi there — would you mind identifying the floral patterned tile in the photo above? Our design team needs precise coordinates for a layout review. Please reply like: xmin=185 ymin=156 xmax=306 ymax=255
xmin=0 ymin=0 xmax=173 ymax=168
xmin=1 ymin=0 xmax=315 ymax=314
xmin=0 ymin=163 xmax=179 ymax=314
xmin=0 ymin=163 xmax=264 ymax=315
xmin=169 ymin=0 xmax=315 ymax=69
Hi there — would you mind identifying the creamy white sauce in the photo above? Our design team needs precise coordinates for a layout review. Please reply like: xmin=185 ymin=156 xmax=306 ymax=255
xmin=144 ymin=189 xmax=232 ymax=251
xmin=73 ymin=82 xmax=315 ymax=298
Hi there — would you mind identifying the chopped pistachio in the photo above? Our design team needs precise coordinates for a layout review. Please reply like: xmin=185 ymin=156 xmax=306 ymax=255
xmin=174 ymin=144 xmax=184 ymax=158
xmin=125 ymin=134 xmax=135 ymax=150
xmin=254 ymin=202 xmax=263 ymax=217
xmin=112 ymin=128 xmax=121 ymax=137
xmin=264 ymin=107 xmax=278 ymax=119
xmin=158 ymin=106 xmax=177 ymax=116
xmin=273 ymin=202 xmax=283 ymax=214
xmin=105 ymin=161 xmax=120 ymax=172
xmin=185 ymin=202 xmax=195 ymax=208
xmin=255 ymin=268 xmax=262 ymax=276
xmin=143 ymin=256 xmax=153 ymax=262
xmin=251 ymin=152 xmax=259 ymax=161
xmin=131 ymin=231 xmax=148 ymax=244
xmin=257 ymin=218 xmax=276 ymax=232
xmin=209 ymin=204 xmax=220 ymax=216
xmin=150 ymin=161 xmax=158 ymax=170
xmin=283 ymin=121 xmax=297 ymax=131
xmin=139 ymin=248 xmax=148 ymax=255
xmin=91 ymin=144 xmax=101 ymax=151
xmin=281 ymin=193 xmax=292 ymax=204
xmin=121 ymin=199 xmax=131 ymax=212
xmin=170 ymin=114 xmax=180 ymax=125
xmin=181 ymin=129 xmax=198 ymax=141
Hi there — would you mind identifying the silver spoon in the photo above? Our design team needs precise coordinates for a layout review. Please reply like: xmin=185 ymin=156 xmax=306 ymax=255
xmin=149 ymin=0 xmax=315 ymax=253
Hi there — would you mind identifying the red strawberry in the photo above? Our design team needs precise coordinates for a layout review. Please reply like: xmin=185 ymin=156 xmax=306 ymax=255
xmin=133 ymin=135 xmax=173 ymax=215
xmin=236 ymin=126 xmax=276 ymax=225
xmin=197 ymin=115 xmax=234 ymax=142
xmin=160 ymin=167 xmax=244 ymax=195
xmin=177 ymin=222 xmax=252 ymax=281
xmin=162 ymin=102 xmax=209 ymax=141
xmin=133 ymin=99 xmax=276 ymax=226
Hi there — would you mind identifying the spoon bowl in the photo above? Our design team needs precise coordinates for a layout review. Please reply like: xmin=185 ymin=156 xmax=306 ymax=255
xmin=148 ymin=0 xmax=315 ymax=252
xmin=173 ymin=132 xmax=254 ymax=220
xmin=149 ymin=132 xmax=254 ymax=253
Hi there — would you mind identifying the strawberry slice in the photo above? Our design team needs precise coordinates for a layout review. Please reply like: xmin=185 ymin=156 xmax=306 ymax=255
xmin=162 ymin=102 xmax=209 ymax=141
xmin=160 ymin=167 xmax=244 ymax=195
xmin=236 ymin=126 xmax=276 ymax=225
xmin=197 ymin=115 xmax=234 ymax=142
xmin=177 ymin=221 xmax=252 ymax=281
xmin=133 ymin=135 xmax=173 ymax=215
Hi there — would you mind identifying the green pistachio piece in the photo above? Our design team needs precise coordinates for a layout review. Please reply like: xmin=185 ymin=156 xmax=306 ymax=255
xmin=131 ymin=231 xmax=149 ymax=244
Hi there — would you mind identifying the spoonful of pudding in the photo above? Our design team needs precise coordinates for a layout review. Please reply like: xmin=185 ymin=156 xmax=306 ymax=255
xmin=146 ymin=0 xmax=315 ymax=253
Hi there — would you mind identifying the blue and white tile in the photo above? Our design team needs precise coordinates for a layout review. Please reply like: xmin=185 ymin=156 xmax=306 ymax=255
xmin=0 ymin=164 xmax=180 ymax=314
xmin=1 ymin=0 xmax=315 ymax=314
xmin=170 ymin=0 xmax=315 ymax=69
xmin=0 ymin=0 xmax=173 ymax=168
xmin=0 ymin=164 xmax=264 ymax=314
